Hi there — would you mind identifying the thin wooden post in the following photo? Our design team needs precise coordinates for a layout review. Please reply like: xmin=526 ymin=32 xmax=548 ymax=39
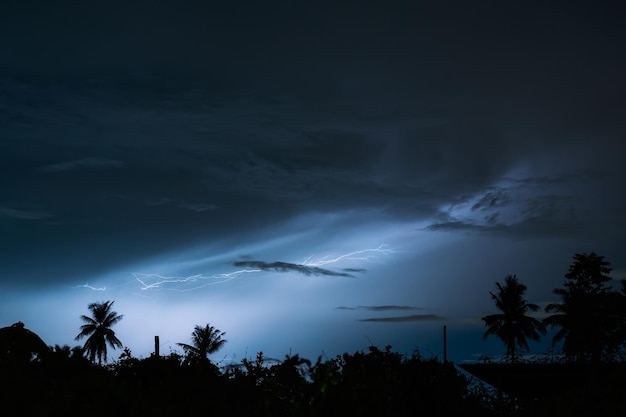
xmin=443 ymin=325 xmax=447 ymax=363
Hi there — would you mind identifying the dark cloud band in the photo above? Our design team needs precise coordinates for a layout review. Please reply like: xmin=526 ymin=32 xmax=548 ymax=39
xmin=359 ymin=314 xmax=446 ymax=323
xmin=233 ymin=260 xmax=360 ymax=277
xmin=336 ymin=305 xmax=421 ymax=312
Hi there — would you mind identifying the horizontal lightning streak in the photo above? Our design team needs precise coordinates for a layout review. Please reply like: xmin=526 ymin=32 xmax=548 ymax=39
xmin=133 ymin=244 xmax=397 ymax=293
xmin=133 ymin=269 xmax=261 ymax=292
xmin=302 ymin=244 xmax=395 ymax=267
xmin=75 ymin=283 xmax=106 ymax=291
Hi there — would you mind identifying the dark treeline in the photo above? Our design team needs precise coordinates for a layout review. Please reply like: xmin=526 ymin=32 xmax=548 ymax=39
xmin=2 ymin=343 xmax=492 ymax=417
xmin=1 ymin=251 xmax=625 ymax=416
xmin=482 ymin=252 xmax=626 ymax=364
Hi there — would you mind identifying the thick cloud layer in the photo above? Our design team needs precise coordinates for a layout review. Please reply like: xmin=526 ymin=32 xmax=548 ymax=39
xmin=1 ymin=1 xmax=624 ymax=362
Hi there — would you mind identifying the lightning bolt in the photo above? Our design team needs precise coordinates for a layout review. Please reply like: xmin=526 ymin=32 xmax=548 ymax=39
xmin=75 ymin=283 xmax=106 ymax=291
xmin=302 ymin=244 xmax=395 ymax=267
xmin=133 ymin=269 xmax=261 ymax=292
xmin=133 ymin=244 xmax=397 ymax=292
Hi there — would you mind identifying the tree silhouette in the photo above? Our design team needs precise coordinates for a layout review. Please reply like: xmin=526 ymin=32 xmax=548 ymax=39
xmin=614 ymin=280 xmax=626 ymax=361
xmin=482 ymin=274 xmax=546 ymax=362
xmin=75 ymin=300 xmax=124 ymax=365
xmin=0 ymin=322 xmax=52 ymax=367
xmin=544 ymin=252 xmax=620 ymax=362
xmin=177 ymin=323 xmax=226 ymax=364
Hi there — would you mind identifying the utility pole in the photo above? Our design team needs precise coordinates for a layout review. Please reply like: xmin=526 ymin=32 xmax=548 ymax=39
xmin=154 ymin=335 xmax=160 ymax=357
xmin=443 ymin=325 xmax=447 ymax=363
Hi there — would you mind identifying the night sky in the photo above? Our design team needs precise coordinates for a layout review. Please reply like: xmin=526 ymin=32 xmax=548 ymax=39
xmin=1 ymin=1 xmax=625 ymax=364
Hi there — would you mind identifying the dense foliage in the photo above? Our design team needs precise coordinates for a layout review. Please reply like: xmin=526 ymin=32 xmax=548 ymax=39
xmin=1 ymin=344 xmax=493 ymax=417
xmin=544 ymin=252 xmax=626 ymax=362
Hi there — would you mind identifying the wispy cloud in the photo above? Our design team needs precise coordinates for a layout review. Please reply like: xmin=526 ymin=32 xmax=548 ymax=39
xmin=424 ymin=220 xmax=495 ymax=233
xmin=358 ymin=314 xmax=446 ymax=323
xmin=336 ymin=305 xmax=421 ymax=312
xmin=232 ymin=260 xmax=361 ymax=277
xmin=342 ymin=268 xmax=367 ymax=274
xmin=145 ymin=198 xmax=173 ymax=206
xmin=145 ymin=198 xmax=218 ymax=212
xmin=336 ymin=305 xmax=444 ymax=323
xmin=178 ymin=202 xmax=218 ymax=212
xmin=40 ymin=157 xmax=124 ymax=172
xmin=470 ymin=189 xmax=509 ymax=211
xmin=0 ymin=206 xmax=53 ymax=220
xmin=425 ymin=184 xmax=583 ymax=239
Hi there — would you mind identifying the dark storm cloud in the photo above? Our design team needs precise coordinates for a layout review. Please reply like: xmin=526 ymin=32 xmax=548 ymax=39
xmin=336 ymin=306 xmax=446 ymax=323
xmin=0 ymin=70 xmax=621 ymax=288
xmin=232 ymin=261 xmax=359 ymax=278
xmin=471 ymin=190 xmax=509 ymax=212
xmin=425 ymin=202 xmax=582 ymax=239
xmin=144 ymin=198 xmax=218 ymax=213
xmin=178 ymin=203 xmax=219 ymax=213
xmin=342 ymin=268 xmax=367 ymax=274
xmin=422 ymin=168 xmax=595 ymax=240
xmin=0 ymin=0 xmax=624 ymax=366
xmin=39 ymin=158 xmax=125 ymax=172
xmin=0 ymin=0 xmax=624 ymax=293
xmin=361 ymin=305 xmax=419 ymax=312
xmin=0 ymin=206 xmax=53 ymax=220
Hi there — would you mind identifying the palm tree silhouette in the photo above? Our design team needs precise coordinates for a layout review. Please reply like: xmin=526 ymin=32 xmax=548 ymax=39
xmin=75 ymin=300 xmax=124 ymax=365
xmin=482 ymin=274 xmax=546 ymax=362
xmin=177 ymin=324 xmax=226 ymax=363
xmin=544 ymin=252 xmax=614 ymax=362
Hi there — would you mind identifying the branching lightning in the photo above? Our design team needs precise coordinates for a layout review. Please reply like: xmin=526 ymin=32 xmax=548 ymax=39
xmin=302 ymin=244 xmax=395 ymax=267
xmin=75 ymin=283 xmax=106 ymax=291
xmin=133 ymin=269 xmax=261 ymax=292
xmin=133 ymin=244 xmax=396 ymax=293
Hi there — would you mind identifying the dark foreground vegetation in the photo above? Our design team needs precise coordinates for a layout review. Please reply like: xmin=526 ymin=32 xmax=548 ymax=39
xmin=2 ymin=335 xmax=626 ymax=417
xmin=2 ymin=251 xmax=625 ymax=416
xmin=2 ymin=342 xmax=493 ymax=417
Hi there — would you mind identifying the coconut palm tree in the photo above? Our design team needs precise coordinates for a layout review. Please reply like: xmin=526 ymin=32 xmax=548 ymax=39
xmin=177 ymin=323 xmax=226 ymax=363
xmin=482 ymin=275 xmax=546 ymax=362
xmin=75 ymin=300 xmax=124 ymax=365
xmin=543 ymin=252 xmax=616 ymax=362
